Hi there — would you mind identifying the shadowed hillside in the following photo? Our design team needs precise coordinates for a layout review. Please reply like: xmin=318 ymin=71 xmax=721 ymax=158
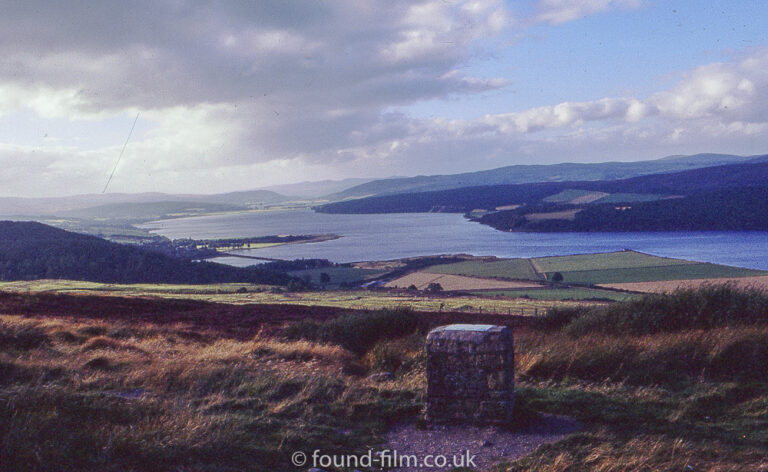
xmin=318 ymin=160 xmax=768 ymax=232
xmin=0 ymin=221 xmax=291 ymax=285
xmin=328 ymin=153 xmax=766 ymax=199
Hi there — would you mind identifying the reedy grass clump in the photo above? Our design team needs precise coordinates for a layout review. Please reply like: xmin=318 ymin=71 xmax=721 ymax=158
xmin=526 ymin=286 xmax=768 ymax=386
xmin=282 ymin=307 xmax=427 ymax=354
xmin=559 ymin=284 xmax=768 ymax=336
xmin=0 ymin=319 xmax=50 ymax=350
xmin=517 ymin=326 xmax=768 ymax=384
xmin=364 ymin=332 xmax=425 ymax=373
xmin=505 ymin=286 xmax=768 ymax=470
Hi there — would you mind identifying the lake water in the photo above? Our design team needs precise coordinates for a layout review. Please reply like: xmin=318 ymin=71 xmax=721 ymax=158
xmin=140 ymin=209 xmax=768 ymax=270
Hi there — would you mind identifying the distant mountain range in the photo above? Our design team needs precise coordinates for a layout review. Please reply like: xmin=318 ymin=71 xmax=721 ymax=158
xmin=317 ymin=159 xmax=768 ymax=232
xmin=327 ymin=153 xmax=766 ymax=199
xmin=57 ymin=201 xmax=246 ymax=221
xmin=262 ymin=178 xmax=376 ymax=198
xmin=3 ymin=153 xmax=766 ymax=222
xmin=317 ymin=159 xmax=768 ymax=213
xmin=0 ymin=189 xmax=290 ymax=217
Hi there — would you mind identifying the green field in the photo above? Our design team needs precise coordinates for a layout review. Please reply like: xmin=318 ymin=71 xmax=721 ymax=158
xmin=424 ymin=258 xmax=541 ymax=280
xmin=532 ymin=250 xmax=697 ymax=273
xmin=554 ymin=262 xmax=766 ymax=285
xmin=404 ymin=251 xmax=765 ymax=294
xmin=543 ymin=189 xmax=604 ymax=203
xmin=288 ymin=267 xmax=384 ymax=288
xmin=593 ymin=193 xmax=668 ymax=203
xmin=469 ymin=287 xmax=637 ymax=301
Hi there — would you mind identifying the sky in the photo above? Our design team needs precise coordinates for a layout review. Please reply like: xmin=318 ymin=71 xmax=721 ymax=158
xmin=2 ymin=0 xmax=768 ymax=197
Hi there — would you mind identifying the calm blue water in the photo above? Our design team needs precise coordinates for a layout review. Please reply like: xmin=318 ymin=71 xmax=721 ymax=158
xmin=139 ymin=209 xmax=768 ymax=270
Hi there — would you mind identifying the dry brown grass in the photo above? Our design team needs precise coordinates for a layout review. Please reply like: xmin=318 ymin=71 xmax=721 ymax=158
xmin=249 ymin=336 xmax=354 ymax=363
xmin=510 ymin=433 xmax=768 ymax=472
xmin=600 ymin=275 xmax=768 ymax=293
xmin=0 ymin=313 xmax=424 ymax=471
xmin=2 ymin=287 xmax=767 ymax=472
xmin=515 ymin=325 xmax=768 ymax=384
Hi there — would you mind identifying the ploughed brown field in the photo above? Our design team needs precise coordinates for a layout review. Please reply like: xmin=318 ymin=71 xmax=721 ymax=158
xmin=384 ymin=271 xmax=544 ymax=291
xmin=599 ymin=275 xmax=768 ymax=293
xmin=524 ymin=209 xmax=581 ymax=221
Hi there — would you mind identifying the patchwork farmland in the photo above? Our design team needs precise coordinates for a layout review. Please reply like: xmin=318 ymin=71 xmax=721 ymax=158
xmin=380 ymin=250 xmax=768 ymax=301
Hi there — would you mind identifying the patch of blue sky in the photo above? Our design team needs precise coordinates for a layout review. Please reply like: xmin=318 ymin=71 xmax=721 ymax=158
xmin=401 ymin=0 xmax=768 ymax=121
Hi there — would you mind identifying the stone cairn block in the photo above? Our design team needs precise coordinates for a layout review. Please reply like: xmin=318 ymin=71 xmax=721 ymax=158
xmin=426 ymin=324 xmax=514 ymax=425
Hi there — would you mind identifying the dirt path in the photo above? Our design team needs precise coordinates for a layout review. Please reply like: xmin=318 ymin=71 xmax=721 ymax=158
xmin=384 ymin=415 xmax=581 ymax=471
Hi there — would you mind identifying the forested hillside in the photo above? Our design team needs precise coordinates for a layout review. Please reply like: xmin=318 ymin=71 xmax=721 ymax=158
xmin=328 ymin=153 xmax=765 ymax=199
xmin=317 ymin=161 xmax=768 ymax=232
xmin=479 ymin=187 xmax=768 ymax=232
xmin=318 ymin=161 xmax=768 ymax=214
xmin=0 ymin=221 xmax=292 ymax=284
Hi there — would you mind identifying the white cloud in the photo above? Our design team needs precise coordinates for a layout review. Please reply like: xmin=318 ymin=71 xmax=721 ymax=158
xmin=477 ymin=97 xmax=654 ymax=133
xmin=315 ymin=48 xmax=768 ymax=175
xmin=0 ymin=1 xmax=766 ymax=197
xmin=0 ymin=0 xmax=517 ymax=196
xmin=650 ymin=53 xmax=768 ymax=122
xmin=536 ymin=0 xmax=644 ymax=25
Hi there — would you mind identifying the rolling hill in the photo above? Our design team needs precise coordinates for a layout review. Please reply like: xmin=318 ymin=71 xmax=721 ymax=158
xmin=327 ymin=153 xmax=766 ymax=199
xmin=0 ymin=189 xmax=290 ymax=217
xmin=0 ymin=221 xmax=292 ymax=284
xmin=58 ymin=201 xmax=245 ymax=220
xmin=261 ymin=178 xmax=375 ymax=198
xmin=317 ymin=160 xmax=768 ymax=232
xmin=318 ymin=160 xmax=768 ymax=214
xmin=478 ymin=187 xmax=768 ymax=232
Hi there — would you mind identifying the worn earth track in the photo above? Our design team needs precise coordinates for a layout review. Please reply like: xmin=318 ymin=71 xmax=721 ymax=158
xmin=0 ymin=291 xmax=534 ymax=339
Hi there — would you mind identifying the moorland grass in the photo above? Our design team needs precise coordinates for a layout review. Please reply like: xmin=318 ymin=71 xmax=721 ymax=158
xmin=560 ymin=283 xmax=768 ymax=336
xmin=0 ymin=315 xmax=426 ymax=471
xmin=1 ymin=286 xmax=767 ymax=471
xmin=282 ymin=308 xmax=427 ymax=354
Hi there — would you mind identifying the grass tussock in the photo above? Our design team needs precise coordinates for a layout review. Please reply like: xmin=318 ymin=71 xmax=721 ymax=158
xmin=1 ymin=285 xmax=767 ymax=471
xmin=283 ymin=307 xmax=426 ymax=354
xmin=0 ymin=314 xmax=426 ymax=471
xmin=249 ymin=337 xmax=354 ymax=364
xmin=548 ymin=284 xmax=768 ymax=336
xmin=505 ymin=286 xmax=768 ymax=470
xmin=502 ymin=431 xmax=768 ymax=472
xmin=364 ymin=332 xmax=425 ymax=373
xmin=0 ymin=319 xmax=50 ymax=350
xmin=81 ymin=336 xmax=148 ymax=354
xmin=518 ymin=326 xmax=768 ymax=384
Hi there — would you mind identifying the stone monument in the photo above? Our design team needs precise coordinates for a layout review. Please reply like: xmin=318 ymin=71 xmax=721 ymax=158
xmin=425 ymin=324 xmax=514 ymax=425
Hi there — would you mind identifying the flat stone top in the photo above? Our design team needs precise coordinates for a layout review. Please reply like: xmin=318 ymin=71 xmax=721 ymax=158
xmin=438 ymin=324 xmax=497 ymax=332
xmin=427 ymin=324 xmax=511 ymax=346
